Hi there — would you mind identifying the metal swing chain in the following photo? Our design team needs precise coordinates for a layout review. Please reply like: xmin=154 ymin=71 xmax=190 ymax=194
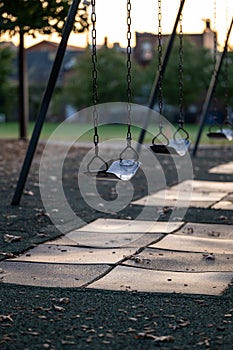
xmin=224 ymin=1 xmax=230 ymax=124
xmin=212 ymin=0 xmax=218 ymax=124
xmin=152 ymin=0 xmax=169 ymax=146
xmin=224 ymin=43 xmax=229 ymax=122
xmin=175 ymin=3 xmax=189 ymax=142
xmin=87 ymin=0 xmax=108 ymax=172
xmin=126 ymin=0 xmax=132 ymax=143
xmin=91 ymin=0 xmax=99 ymax=150
xmin=178 ymin=10 xmax=184 ymax=129
xmin=120 ymin=0 xmax=139 ymax=162
xmin=158 ymin=0 xmax=163 ymax=131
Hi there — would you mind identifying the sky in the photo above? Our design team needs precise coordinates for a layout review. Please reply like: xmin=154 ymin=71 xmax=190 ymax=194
xmin=5 ymin=0 xmax=233 ymax=49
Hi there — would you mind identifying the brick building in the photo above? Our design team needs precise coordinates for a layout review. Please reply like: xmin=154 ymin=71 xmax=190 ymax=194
xmin=134 ymin=19 xmax=216 ymax=65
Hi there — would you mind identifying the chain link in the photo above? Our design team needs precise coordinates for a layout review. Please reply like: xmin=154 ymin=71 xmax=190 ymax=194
xmin=91 ymin=0 xmax=99 ymax=146
xmin=157 ymin=0 xmax=163 ymax=130
xmin=224 ymin=46 xmax=229 ymax=120
xmin=224 ymin=0 xmax=229 ymax=122
xmin=178 ymin=9 xmax=184 ymax=127
xmin=212 ymin=0 xmax=218 ymax=121
xmin=126 ymin=0 xmax=132 ymax=141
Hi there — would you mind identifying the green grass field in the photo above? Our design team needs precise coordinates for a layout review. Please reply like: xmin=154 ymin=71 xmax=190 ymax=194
xmin=0 ymin=122 xmax=231 ymax=146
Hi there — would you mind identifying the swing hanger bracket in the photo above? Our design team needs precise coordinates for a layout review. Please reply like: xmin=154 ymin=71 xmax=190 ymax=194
xmin=173 ymin=125 xmax=190 ymax=142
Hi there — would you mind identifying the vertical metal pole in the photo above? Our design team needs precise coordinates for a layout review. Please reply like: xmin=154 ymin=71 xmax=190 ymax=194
xmin=137 ymin=0 xmax=186 ymax=147
xmin=192 ymin=17 xmax=233 ymax=157
xmin=11 ymin=0 xmax=82 ymax=205
xmin=18 ymin=30 xmax=29 ymax=140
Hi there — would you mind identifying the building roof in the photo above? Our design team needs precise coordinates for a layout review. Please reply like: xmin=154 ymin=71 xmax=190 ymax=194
xmin=27 ymin=40 xmax=85 ymax=52
xmin=26 ymin=40 xmax=85 ymax=86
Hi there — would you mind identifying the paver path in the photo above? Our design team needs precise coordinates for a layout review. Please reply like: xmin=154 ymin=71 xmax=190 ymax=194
xmin=1 ymin=179 xmax=233 ymax=296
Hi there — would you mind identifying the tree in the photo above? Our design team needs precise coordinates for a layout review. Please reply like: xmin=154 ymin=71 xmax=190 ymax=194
xmin=140 ymin=38 xmax=214 ymax=122
xmin=0 ymin=0 xmax=88 ymax=138
xmin=64 ymin=39 xmax=233 ymax=125
xmin=0 ymin=44 xmax=15 ymax=119
xmin=163 ymin=40 xmax=233 ymax=123
xmin=215 ymin=50 xmax=233 ymax=112
xmin=64 ymin=46 xmax=142 ymax=109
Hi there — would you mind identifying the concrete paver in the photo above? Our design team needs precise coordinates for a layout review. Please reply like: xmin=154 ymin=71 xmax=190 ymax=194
xmin=75 ymin=218 xmax=183 ymax=233
xmin=59 ymin=218 xmax=182 ymax=248
xmin=171 ymin=179 xmax=233 ymax=192
xmin=9 ymin=245 xmax=138 ymax=264
xmin=149 ymin=235 xmax=233 ymax=254
xmin=209 ymin=162 xmax=233 ymax=174
xmin=87 ymin=265 xmax=233 ymax=295
xmin=211 ymin=195 xmax=233 ymax=210
xmin=0 ymin=261 xmax=110 ymax=288
xmin=49 ymin=232 xmax=164 ymax=248
xmin=132 ymin=188 xmax=225 ymax=208
xmin=212 ymin=201 xmax=233 ymax=210
xmin=123 ymin=248 xmax=233 ymax=272
xmin=175 ymin=222 xmax=233 ymax=238
xmin=132 ymin=179 xmax=233 ymax=208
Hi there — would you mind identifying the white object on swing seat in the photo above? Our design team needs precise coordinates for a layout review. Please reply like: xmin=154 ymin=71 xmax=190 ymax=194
xmin=106 ymin=159 xmax=141 ymax=181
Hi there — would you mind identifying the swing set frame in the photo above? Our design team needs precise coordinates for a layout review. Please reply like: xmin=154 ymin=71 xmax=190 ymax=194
xmin=11 ymin=0 xmax=232 ymax=204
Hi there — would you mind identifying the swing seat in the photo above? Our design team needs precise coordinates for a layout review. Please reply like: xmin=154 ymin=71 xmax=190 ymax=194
xmin=150 ymin=138 xmax=191 ymax=157
xmin=207 ymin=128 xmax=233 ymax=141
xmin=84 ymin=154 xmax=120 ymax=181
xmin=85 ymin=169 xmax=119 ymax=181
xmin=85 ymin=159 xmax=141 ymax=181
xmin=106 ymin=159 xmax=141 ymax=181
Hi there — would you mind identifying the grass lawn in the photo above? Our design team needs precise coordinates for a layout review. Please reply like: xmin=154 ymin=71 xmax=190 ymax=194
xmin=0 ymin=122 xmax=231 ymax=146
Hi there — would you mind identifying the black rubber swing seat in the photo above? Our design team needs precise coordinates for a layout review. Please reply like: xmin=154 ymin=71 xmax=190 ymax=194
xmin=150 ymin=138 xmax=191 ymax=157
xmin=84 ymin=154 xmax=120 ymax=181
xmin=85 ymin=140 xmax=141 ymax=181
xmin=85 ymin=159 xmax=140 ymax=181
xmin=85 ymin=169 xmax=119 ymax=181
xmin=207 ymin=129 xmax=233 ymax=141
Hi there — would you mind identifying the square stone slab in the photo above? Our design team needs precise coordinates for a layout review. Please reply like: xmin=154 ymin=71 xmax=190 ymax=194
xmin=10 ymin=245 xmax=137 ymax=264
xmin=123 ymin=248 xmax=233 ymax=272
xmin=209 ymin=162 xmax=233 ymax=174
xmin=149 ymin=235 xmax=233 ymax=254
xmin=0 ymin=261 xmax=110 ymax=288
xmin=212 ymin=201 xmax=233 ymax=210
xmin=176 ymin=222 xmax=233 ymax=239
xmin=76 ymin=219 xmax=183 ymax=234
xmin=132 ymin=189 xmax=224 ymax=208
xmin=87 ymin=265 xmax=233 ymax=295
xmin=47 ymin=232 xmax=142 ymax=248
xmin=170 ymin=179 xmax=233 ymax=193
xmin=158 ymin=189 xmax=224 ymax=201
xmin=50 ymin=231 xmax=164 ymax=248
xmin=46 ymin=236 xmax=80 ymax=246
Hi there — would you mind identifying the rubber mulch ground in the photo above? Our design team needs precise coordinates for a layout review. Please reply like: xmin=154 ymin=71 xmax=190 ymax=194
xmin=0 ymin=139 xmax=232 ymax=349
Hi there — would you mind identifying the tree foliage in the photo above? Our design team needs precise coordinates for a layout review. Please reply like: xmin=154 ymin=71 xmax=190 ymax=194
xmin=0 ymin=0 xmax=88 ymax=36
xmin=216 ymin=50 xmax=233 ymax=109
xmin=0 ymin=45 xmax=14 ymax=92
xmin=0 ymin=45 xmax=15 ymax=114
xmin=164 ymin=39 xmax=213 ymax=108
xmin=141 ymin=38 xmax=213 ymax=111
xmin=65 ymin=46 xmax=142 ymax=109
xmin=0 ymin=0 xmax=88 ymax=137
xmin=64 ymin=39 xmax=218 ymax=117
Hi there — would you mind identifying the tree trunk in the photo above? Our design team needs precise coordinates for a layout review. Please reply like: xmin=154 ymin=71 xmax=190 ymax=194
xmin=18 ymin=30 xmax=29 ymax=139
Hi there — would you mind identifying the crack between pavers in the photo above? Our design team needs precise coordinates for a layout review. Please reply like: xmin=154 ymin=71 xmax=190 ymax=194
xmin=80 ymin=248 xmax=151 ymax=288
xmin=209 ymin=192 xmax=233 ymax=209
xmin=81 ymin=234 xmax=169 ymax=288
xmin=54 ymin=231 xmax=180 ymax=288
